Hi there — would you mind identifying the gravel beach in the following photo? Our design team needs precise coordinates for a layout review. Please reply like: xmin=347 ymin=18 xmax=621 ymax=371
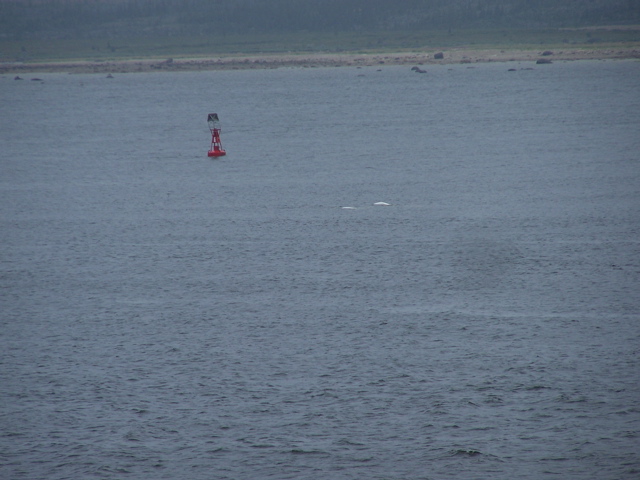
xmin=2 ymin=47 xmax=639 ymax=74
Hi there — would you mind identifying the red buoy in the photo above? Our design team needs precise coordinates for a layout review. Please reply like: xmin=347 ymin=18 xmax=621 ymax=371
xmin=207 ymin=113 xmax=226 ymax=157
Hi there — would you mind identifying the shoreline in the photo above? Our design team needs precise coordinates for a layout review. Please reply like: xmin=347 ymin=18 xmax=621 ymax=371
xmin=2 ymin=47 xmax=639 ymax=74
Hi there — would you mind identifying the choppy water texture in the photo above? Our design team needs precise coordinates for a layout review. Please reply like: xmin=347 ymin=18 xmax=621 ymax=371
xmin=1 ymin=60 xmax=639 ymax=479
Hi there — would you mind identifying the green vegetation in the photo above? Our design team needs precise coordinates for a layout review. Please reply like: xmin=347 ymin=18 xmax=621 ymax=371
xmin=1 ymin=0 xmax=639 ymax=63
xmin=3 ymin=28 xmax=639 ymax=64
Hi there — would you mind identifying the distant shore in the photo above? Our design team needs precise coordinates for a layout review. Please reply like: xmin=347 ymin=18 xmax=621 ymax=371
xmin=2 ymin=47 xmax=639 ymax=74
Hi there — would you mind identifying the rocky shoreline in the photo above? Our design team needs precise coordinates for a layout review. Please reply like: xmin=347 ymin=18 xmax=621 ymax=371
xmin=2 ymin=47 xmax=639 ymax=75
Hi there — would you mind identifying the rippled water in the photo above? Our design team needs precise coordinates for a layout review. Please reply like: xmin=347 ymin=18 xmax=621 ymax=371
xmin=1 ymin=60 xmax=639 ymax=479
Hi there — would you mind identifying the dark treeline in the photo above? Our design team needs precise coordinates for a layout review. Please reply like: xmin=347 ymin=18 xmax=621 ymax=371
xmin=2 ymin=0 xmax=639 ymax=40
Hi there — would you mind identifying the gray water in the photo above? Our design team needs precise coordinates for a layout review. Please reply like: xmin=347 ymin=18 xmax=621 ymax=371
xmin=1 ymin=60 xmax=639 ymax=479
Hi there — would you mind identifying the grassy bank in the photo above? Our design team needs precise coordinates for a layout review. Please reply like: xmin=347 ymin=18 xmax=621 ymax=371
xmin=3 ymin=27 xmax=639 ymax=64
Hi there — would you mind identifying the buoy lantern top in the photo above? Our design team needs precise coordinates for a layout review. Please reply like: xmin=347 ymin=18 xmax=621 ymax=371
xmin=207 ymin=113 xmax=220 ymax=130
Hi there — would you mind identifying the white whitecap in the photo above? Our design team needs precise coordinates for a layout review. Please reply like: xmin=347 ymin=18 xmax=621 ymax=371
xmin=373 ymin=202 xmax=391 ymax=206
xmin=341 ymin=206 xmax=357 ymax=210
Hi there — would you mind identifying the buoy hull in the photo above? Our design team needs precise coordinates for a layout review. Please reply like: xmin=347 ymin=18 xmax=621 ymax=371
xmin=208 ymin=150 xmax=226 ymax=157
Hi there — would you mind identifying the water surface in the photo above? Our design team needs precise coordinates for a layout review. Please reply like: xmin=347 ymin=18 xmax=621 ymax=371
xmin=1 ymin=60 xmax=639 ymax=479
